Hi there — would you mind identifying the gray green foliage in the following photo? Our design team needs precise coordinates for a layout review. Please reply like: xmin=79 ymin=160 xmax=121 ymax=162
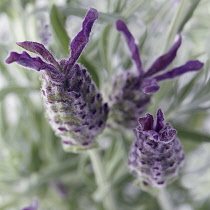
xmin=0 ymin=0 xmax=210 ymax=209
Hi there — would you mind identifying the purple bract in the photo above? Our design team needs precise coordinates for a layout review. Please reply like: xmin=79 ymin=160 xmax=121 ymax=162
xmin=5 ymin=8 xmax=109 ymax=152
xmin=109 ymin=20 xmax=204 ymax=128
xmin=129 ymin=109 xmax=184 ymax=187
xmin=21 ymin=199 xmax=38 ymax=210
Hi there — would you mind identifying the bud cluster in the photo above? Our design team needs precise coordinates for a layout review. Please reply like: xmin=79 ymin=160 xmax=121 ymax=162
xmin=109 ymin=72 xmax=150 ymax=128
xmin=109 ymin=20 xmax=203 ymax=128
xmin=42 ymin=62 xmax=108 ymax=152
xmin=129 ymin=109 xmax=184 ymax=187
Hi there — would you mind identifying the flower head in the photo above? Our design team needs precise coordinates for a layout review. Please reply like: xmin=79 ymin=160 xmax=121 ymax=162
xmin=109 ymin=20 xmax=204 ymax=128
xmin=5 ymin=8 xmax=109 ymax=152
xmin=129 ymin=109 xmax=184 ymax=187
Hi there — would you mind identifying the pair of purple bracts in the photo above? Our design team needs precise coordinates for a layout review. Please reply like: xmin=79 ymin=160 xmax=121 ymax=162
xmin=6 ymin=8 xmax=203 ymax=186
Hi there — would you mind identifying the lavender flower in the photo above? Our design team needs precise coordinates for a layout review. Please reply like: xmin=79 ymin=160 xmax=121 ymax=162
xmin=21 ymin=199 xmax=38 ymax=210
xmin=109 ymin=20 xmax=204 ymax=128
xmin=5 ymin=8 xmax=109 ymax=152
xmin=129 ymin=109 xmax=184 ymax=187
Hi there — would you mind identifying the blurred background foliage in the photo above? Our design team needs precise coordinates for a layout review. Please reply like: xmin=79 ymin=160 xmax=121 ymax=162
xmin=0 ymin=0 xmax=210 ymax=209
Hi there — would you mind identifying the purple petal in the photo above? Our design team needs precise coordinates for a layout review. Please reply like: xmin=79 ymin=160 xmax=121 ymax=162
xmin=16 ymin=41 xmax=59 ymax=68
xmin=159 ymin=128 xmax=177 ymax=143
xmin=21 ymin=199 xmax=38 ymax=210
xmin=138 ymin=113 xmax=154 ymax=131
xmin=5 ymin=51 xmax=57 ymax=72
xmin=53 ymin=180 xmax=68 ymax=199
xmin=141 ymin=78 xmax=160 ymax=94
xmin=154 ymin=60 xmax=204 ymax=81
xmin=144 ymin=35 xmax=182 ymax=77
xmin=147 ymin=130 xmax=159 ymax=142
xmin=155 ymin=109 xmax=165 ymax=132
xmin=66 ymin=8 xmax=99 ymax=71
xmin=116 ymin=20 xmax=143 ymax=75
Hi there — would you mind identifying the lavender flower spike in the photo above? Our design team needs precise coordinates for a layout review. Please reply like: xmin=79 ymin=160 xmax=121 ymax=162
xmin=6 ymin=8 xmax=109 ymax=152
xmin=109 ymin=20 xmax=204 ymax=128
xmin=129 ymin=109 xmax=184 ymax=187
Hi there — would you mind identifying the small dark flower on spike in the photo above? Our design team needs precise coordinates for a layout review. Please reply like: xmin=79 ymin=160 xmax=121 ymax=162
xmin=109 ymin=20 xmax=204 ymax=128
xmin=52 ymin=180 xmax=69 ymax=199
xmin=128 ymin=109 xmax=184 ymax=187
xmin=21 ymin=199 xmax=38 ymax=210
xmin=39 ymin=24 xmax=51 ymax=45
xmin=5 ymin=8 xmax=108 ymax=152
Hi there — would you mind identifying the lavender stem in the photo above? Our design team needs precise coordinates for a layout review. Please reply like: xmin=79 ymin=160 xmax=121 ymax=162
xmin=157 ymin=187 xmax=174 ymax=210
xmin=88 ymin=149 xmax=118 ymax=210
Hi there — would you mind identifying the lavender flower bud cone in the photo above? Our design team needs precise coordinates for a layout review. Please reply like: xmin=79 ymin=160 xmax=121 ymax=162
xmin=112 ymin=20 xmax=203 ymax=130
xmin=5 ymin=9 xmax=108 ymax=152
xmin=109 ymin=72 xmax=150 ymax=128
xmin=128 ymin=109 xmax=184 ymax=187
xmin=42 ymin=63 xmax=109 ymax=152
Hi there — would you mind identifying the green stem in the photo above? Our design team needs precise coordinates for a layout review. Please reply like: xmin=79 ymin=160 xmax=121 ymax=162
xmin=157 ymin=187 xmax=174 ymax=210
xmin=163 ymin=0 xmax=189 ymax=52
xmin=88 ymin=149 xmax=118 ymax=210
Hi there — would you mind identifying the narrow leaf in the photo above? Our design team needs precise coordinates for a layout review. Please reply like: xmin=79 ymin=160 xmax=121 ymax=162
xmin=0 ymin=86 xmax=36 ymax=101
xmin=122 ymin=0 xmax=144 ymax=18
xmin=50 ymin=5 xmax=70 ymax=55
xmin=176 ymin=126 xmax=210 ymax=143
xmin=178 ymin=0 xmax=201 ymax=33
xmin=60 ymin=6 xmax=119 ymax=23
xmin=98 ymin=24 xmax=112 ymax=74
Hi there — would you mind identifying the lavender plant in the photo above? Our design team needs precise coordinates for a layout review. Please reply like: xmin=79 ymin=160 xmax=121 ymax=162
xmin=1 ymin=0 xmax=210 ymax=210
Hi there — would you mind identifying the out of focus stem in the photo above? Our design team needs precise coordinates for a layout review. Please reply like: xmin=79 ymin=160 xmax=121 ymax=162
xmin=88 ymin=149 xmax=118 ymax=210
xmin=163 ymin=0 xmax=188 ymax=52
xmin=157 ymin=187 xmax=174 ymax=210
